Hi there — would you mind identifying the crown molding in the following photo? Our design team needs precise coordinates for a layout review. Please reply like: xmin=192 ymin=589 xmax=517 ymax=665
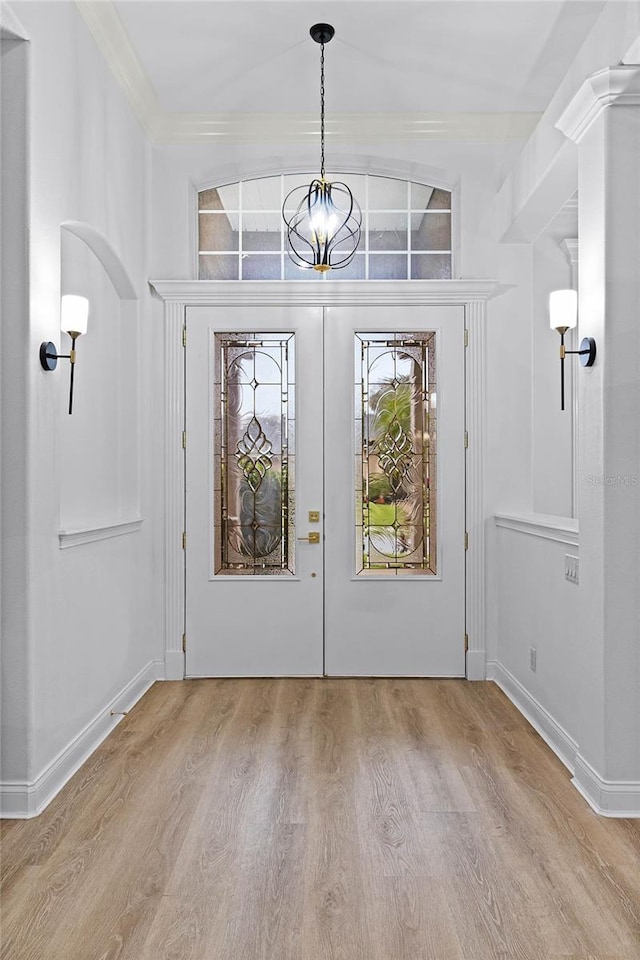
xmin=556 ymin=65 xmax=640 ymax=144
xmin=74 ymin=0 xmax=162 ymax=138
xmin=74 ymin=2 xmax=540 ymax=146
xmin=154 ymin=111 xmax=541 ymax=145
xmin=560 ymin=238 xmax=578 ymax=267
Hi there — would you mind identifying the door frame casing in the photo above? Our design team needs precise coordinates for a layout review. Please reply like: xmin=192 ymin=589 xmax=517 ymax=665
xmin=150 ymin=279 xmax=499 ymax=681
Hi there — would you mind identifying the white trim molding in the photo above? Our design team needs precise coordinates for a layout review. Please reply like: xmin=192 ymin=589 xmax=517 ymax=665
xmin=488 ymin=661 xmax=640 ymax=818
xmin=163 ymin=301 xmax=186 ymax=680
xmin=150 ymin=279 xmax=503 ymax=306
xmin=58 ymin=517 xmax=143 ymax=549
xmin=465 ymin=301 xmax=486 ymax=679
xmin=560 ymin=238 xmax=579 ymax=279
xmin=495 ymin=512 xmax=578 ymax=547
xmin=74 ymin=2 xmax=541 ymax=146
xmin=71 ymin=3 xmax=542 ymax=146
xmin=556 ymin=65 xmax=640 ymax=144
xmin=74 ymin=0 xmax=162 ymax=138
xmin=487 ymin=660 xmax=579 ymax=774
xmin=573 ymin=754 xmax=640 ymax=818
xmin=154 ymin=111 xmax=541 ymax=146
xmin=151 ymin=279 xmax=500 ymax=682
xmin=0 ymin=659 xmax=164 ymax=819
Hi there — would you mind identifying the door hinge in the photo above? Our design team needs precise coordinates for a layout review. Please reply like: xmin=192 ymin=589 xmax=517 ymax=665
xmin=464 ymin=329 xmax=469 ymax=348
xmin=464 ymin=531 xmax=469 ymax=551
xmin=464 ymin=632 xmax=469 ymax=653
xmin=182 ymin=326 xmax=187 ymax=347
xmin=182 ymin=633 xmax=186 ymax=652
xmin=182 ymin=430 xmax=187 ymax=449
xmin=182 ymin=531 xmax=186 ymax=550
xmin=464 ymin=431 xmax=469 ymax=449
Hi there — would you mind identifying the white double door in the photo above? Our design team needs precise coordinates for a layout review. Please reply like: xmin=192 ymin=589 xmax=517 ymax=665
xmin=185 ymin=303 xmax=465 ymax=677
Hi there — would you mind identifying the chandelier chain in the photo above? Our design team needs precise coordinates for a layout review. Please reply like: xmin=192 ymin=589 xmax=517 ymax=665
xmin=320 ymin=42 xmax=325 ymax=180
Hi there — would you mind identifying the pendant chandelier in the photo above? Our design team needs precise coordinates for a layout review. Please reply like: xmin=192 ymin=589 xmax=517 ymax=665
xmin=282 ymin=23 xmax=361 ymax=273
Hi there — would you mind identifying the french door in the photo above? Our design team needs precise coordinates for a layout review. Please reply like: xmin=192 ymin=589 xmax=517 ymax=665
xmin=185 ymin=304 xmax=465 ymax=676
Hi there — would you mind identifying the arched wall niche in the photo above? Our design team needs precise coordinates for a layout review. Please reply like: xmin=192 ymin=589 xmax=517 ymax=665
xmin=61 ymin=221 xmax=138 ymax=299
xmin=58 ymin=222 xmax=140 ymax=538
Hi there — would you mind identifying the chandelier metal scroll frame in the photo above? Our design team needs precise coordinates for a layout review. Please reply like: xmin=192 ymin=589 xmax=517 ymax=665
xmin=282 ymin=23 xmax=362 ymax=273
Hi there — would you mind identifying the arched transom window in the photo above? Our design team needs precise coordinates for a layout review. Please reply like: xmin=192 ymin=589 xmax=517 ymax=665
xmin=198 ymin=175 xmax=452 ymax=281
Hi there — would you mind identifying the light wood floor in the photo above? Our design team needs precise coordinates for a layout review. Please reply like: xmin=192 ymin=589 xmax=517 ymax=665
xmin=2 ymin=679 xmax=639 ymax=960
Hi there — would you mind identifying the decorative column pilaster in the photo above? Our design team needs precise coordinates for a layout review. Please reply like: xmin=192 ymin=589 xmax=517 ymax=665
xmin=163 ymin=300 xmax=186 ymax=679
xmin=465 ymin=300 xmax=486 ymax=680
xmin=556 ymin=65 xmax=640 ymax=814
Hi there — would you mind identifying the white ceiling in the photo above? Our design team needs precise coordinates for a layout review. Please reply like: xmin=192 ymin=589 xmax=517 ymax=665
xmin=114 ymin=0 xmax=605 ymax=116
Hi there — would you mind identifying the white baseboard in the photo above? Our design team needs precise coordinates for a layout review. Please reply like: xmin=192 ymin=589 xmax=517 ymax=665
xmin=572 ymin=753 xmax=640 ymax=818
xmin=486 ymin=659 xmax=579 ymax=774
xmin=487 ymin=660 xmax=640 ymax=818
xmin=0 ymin=658 xmax=164 ymax=819
xmin=465 ymin=649 xmax=486 ymax=680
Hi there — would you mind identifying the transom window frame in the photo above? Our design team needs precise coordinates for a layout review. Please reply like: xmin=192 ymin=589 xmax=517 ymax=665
xmin=195 ymin=173 xmax=458 ymax=282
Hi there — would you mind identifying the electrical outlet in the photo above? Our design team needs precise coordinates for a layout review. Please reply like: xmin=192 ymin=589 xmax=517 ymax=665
xmin=565 ymin=554 xmax=579 ymax=584
xmin=530 ymin=647 xmax=537 ymax=672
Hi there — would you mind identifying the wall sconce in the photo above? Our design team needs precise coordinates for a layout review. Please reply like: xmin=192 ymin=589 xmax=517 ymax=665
xmin=39 ymin=295 xmax=89 ymax=415
xmin=549 ymin=289 xmax=596 ymax=411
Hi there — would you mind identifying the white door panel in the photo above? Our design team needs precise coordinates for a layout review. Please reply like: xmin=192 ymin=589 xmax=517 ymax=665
xmin=185 ymin=303 xmax=465 ymax=677
xmin=324 ymin=306 xmax=466 ymax=676
xmin=185 ymin=306 xmax=324 ymax=677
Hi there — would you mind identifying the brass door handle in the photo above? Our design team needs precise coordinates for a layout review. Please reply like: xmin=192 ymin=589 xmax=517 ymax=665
xmin=297 ymin=532 xmax=321 ymax=543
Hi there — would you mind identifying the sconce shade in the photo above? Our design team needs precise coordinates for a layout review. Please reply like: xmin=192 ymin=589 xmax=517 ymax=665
xmin=60 ymin=295 xmax=89 ymax=336
xmin=549 ymin=289 xmax=577 ymax=331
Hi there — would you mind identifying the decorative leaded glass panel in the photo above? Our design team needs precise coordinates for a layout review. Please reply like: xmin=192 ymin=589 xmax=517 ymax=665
xmin=355 ymin=332 xmax=437 ymax=575
xmin=214 ymin=333 xmax=295 ymax=575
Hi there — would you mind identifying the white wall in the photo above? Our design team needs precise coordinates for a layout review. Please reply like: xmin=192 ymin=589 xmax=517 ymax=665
xmin=3 ymin=0 xmax=638 ymax=818
xmin=1 ymin=1 xmax=164 ymax=807
xmin=150 ymin=140 xmax=518 ymax=282
xmin=489 ymin=4 xmax=640 ymax=813
xmin=1 ymin=16 xmax=32 ymax=788
xmin=493 ymin=522 xmax=581 ymax=766
xmin=497 ymin=0 xmax=640 ymax=242
xmin=531 ymin=228 xmax=575 ymax=518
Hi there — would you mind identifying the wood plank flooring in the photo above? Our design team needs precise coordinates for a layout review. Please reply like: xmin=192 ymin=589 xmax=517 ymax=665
xmin=1 ymin=679 xmax=639 ymax=960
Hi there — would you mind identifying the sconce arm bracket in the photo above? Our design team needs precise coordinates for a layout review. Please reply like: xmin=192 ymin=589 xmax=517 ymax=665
xmin=40 ymin=342 xmax=74 ymax=371
xmin=565 ymin=336 xmax=596 ymax=367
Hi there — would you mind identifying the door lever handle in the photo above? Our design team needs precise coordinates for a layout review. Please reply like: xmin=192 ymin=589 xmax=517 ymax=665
xmin=297 ymin=532 xmax=321 ymax=543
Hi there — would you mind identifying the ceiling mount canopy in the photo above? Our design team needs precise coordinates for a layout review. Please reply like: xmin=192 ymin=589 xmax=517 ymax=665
xmin=309 ymin=22 xmax=334 ymax=45
xmin=282 ymin=23 xmax=361 ymax=273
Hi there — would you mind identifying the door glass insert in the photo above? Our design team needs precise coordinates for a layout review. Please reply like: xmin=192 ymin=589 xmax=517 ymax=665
xmin=214 ymin=333 xmax=295 ymax=575
xmin=356 ymin=332 xmax=437 ymax=575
